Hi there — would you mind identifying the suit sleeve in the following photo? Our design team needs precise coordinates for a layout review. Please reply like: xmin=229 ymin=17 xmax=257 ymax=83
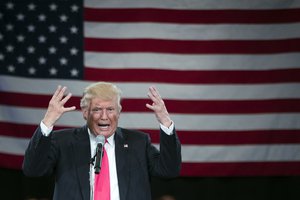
xmin=22 ymin=126 xmax=58 ymax=177
xmin=148 ymin=128 xmax=182 ymax=178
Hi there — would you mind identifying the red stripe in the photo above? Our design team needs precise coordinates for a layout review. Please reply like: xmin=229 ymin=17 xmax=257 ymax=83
xmin=1 ymin=92 xmax=300 ymax=114
xmin=0 ymin=153 xmax=23 ymax=170
xmin=181 ymin=162 xmax=300 ymax=176
xmin=0 ymin=92 xmax=199 ymax=114
xmin=0 ymin=91 xmax=81 ymax=110
xmin=0 ymin=122 xmax=37 ymax=138
xmin=84 ymin=8 xmax=300 ymax=24
xmin=144 ymin=129 xmax=300 ymax=145
xmin=2 ymin=153 xmax=300 ymax=177
xmin=84 ymin=68 xmax=200 ymax=84
xmin=84 ymin=38 xmax=300 ymax=54
xmin=85 ymin=68 xmax=300 ymax=83
xmin=1 ymin=122 xmax=300 ymax=145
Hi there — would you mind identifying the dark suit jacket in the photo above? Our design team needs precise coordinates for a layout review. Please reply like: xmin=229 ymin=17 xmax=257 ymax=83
xmin=23 ymin=125 xmax=181 ymax=200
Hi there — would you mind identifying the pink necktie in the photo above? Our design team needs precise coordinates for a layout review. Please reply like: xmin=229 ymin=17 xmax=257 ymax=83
xmin=94 ymin=143 xmax=110 ymax=200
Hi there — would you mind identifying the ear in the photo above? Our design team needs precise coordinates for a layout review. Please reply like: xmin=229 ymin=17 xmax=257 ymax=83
xmin=82 ymin=108 xmax=88 ymax=120
xmin=117 ymin=105 xmax=122 ymax=118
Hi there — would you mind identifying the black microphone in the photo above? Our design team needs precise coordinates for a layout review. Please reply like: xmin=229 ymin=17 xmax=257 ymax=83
xmin=94 ymin=135 xmax=105 ymax=174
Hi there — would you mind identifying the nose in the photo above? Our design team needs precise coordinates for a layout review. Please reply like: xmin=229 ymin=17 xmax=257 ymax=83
xmin=100 ymin=109 xmax=108 ymax=120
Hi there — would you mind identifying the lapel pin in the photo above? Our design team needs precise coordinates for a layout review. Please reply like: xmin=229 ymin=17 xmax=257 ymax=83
xmin=124 ymin=144 xmax=128 ymax=148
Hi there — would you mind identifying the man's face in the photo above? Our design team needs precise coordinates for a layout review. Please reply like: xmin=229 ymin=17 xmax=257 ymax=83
xmin=83 ymin=97 xmax=120 ymax=138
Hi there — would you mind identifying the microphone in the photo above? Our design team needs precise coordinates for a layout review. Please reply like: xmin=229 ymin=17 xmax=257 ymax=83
xmin=94 ymin=135 xmax=105 ymax=174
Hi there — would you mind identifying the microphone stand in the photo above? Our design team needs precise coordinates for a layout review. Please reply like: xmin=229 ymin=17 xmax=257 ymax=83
xmin=93 ymin=143 xmax=104 ymax=174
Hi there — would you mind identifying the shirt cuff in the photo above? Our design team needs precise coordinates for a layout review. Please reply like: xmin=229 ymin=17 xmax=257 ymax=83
xmin=40 ymin=121 xmax=53 ymax=137
xmin=160 ymin=121 xmax=174 ymax=135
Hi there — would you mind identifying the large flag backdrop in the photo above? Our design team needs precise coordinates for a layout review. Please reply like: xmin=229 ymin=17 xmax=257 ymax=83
xmin=0 ymin=0 xmax=300 ymax=176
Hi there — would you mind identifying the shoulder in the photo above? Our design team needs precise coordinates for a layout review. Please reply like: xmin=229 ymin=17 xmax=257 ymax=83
xmin=51 ymin=126 xmax=87 ymax=140
xmin=117 ymin=127 xmax=150 ymax=142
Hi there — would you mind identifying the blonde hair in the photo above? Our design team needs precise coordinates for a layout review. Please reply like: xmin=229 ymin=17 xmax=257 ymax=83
xmin=80 ymin=82 xmax=122 ymax=111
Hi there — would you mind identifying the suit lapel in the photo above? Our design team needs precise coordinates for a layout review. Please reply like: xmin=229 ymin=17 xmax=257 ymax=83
xmin=115 ymin=128 xmax=130 ymax=200
xmin=72 ymin=126 xmax=91 ymax=200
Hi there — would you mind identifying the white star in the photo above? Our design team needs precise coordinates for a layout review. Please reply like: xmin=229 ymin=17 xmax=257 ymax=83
xmin=6 ymin=45 xmax=14 ymax=52
xmin=28 ymin=67 xmax=36 ymax=75
xmin=6 ymin=24 xmax=14 ymax=31
xmin=59 ymin=36 xmax=68 ymax=44
xmin=49 ymin=25 xmax=57 ymax=33
xmin=70 ymin=68 xmax=79 ymax=77
xmin=70 ymin=47 xmax=78 ymax=55
xmin=6 ymin=2 xmax=14 ymax=10
xmin=38 ymin=35 xmax=47 ymax=43
xmin=60 ymin=14 xmax=68 ymax=22
xmin=28 ymin=3 xmax=36 ymax=11
xmin=49 ymin=3 xmax=57 ymax=11
xmin=59 ymin=57 xmax=68 ymax=65
xmin=48 ymin=46 xmax=57 ymax=54
xmin=0 ymin=53 xmax=4 ymax=61
xmin=17 ymin=56 xmax=25 ymax=63
xmin=16 ymin=13 xmax=25 ymax=21
xmin=38 ymin=14 xmax=46 ymax=21
xmin=71 ymin=5 xmax=79 ymax=12
xmin=27 ymin=24 xmax=35 ymax=32
xmin=70 ymin=26 xmax=78 ymax=34
xmin=38 ymin=56 xmax=46 ymax=64
xmin=17 ymin=34 xmax=25 ymax=42
xmin=7 ymin=65 xmax=15 ymax=73
xmin=27 ymin=46 xmax=35 ymax=54
xmin=49 ymin=67 xmax=58 ymax=75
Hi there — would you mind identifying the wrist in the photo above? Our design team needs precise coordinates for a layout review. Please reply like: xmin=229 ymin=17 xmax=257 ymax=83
xmin=42 ymin=118 xmax=54 ymax=129
xmin=161 ymin=118 xmax=172 ymax=128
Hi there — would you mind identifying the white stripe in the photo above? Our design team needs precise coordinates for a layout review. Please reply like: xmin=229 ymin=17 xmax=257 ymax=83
xmin=1 ymin=135 xmax=299 ymax=162
xmin=0 ymin=105 xmax=198 ymax=130
xmin=1 ymin=105 xmax=300 ymax=131
xmin=0 ymin=135 xmax=29 ymax=156
xmin=1 ymin=76 xmax=300 ymax=100
xmin=85 ymin=22 xmax=300 ymax=40
xmin=85 ymin=0 xmax=300 ymax=9
xmin=179 ymin=144 xmax=300 ymax=162
xmin=85 ymin=52 xmax=300 ymax=70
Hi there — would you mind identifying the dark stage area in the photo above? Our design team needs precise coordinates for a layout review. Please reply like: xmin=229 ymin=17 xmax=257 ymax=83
xmin=1 ymin=168 xmax=300 ymax=200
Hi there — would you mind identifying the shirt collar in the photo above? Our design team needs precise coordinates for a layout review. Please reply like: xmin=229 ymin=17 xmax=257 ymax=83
xmin=87 ymin=128 xmax=115 ymax=147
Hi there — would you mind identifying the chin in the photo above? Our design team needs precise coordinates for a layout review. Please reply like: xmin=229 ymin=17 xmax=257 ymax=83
xmin=98 ymin=131 xmax=111 ymax=137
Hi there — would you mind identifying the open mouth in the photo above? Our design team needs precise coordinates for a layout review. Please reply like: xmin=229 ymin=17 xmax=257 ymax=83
xmin=98 ymin=124 xmax=110 ymax=130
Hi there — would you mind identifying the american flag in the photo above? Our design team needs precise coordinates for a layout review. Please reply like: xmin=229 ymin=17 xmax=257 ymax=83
xmin=1 ymin=0 xmax=300 ymax=177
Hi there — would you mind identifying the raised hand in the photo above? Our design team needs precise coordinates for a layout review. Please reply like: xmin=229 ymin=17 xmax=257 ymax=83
xmin=146 ymin=86 xmax=172 ymax=128
xmin=42 ymin=85 xmax=76 ymax=128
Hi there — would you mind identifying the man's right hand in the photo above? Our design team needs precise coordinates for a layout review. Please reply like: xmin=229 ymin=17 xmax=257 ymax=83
xmin=42 ymin=85 xmax=76 ymax=128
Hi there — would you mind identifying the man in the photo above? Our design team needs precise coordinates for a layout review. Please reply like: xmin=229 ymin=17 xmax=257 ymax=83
xmin=23 ymin=82 xmax=181 ymax=200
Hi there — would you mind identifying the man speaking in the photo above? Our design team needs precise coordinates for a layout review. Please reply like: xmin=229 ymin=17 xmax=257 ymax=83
xmin=23 ymin=82 xmax=181 ymax=200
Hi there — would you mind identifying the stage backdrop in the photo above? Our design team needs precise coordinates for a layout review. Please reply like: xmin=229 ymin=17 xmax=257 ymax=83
xmin=0 ymin=0 xmax=300 ymax=176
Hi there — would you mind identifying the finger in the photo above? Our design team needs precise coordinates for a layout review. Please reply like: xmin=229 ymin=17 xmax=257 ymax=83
xmin=147 ymin=90 xmax=156 ymax=102
xmin=63 ymin=106 xmax=76 ymax=112
xmin=148 ymin=87 xmax=160 ymax=103
xmin=150 ymin=86 xmax=161 ymax=98
xmin=149 ymin=87 xmax=163 ymax=105
xmin=60 ymin=92 xmax=72 ymax=105
xmin=56 ymin=86 xmax=67 ymax=101
xmin=146 ymin=103 xmax=154 ymax=111
xmin=50 ymin=85 xmax=62 ymax=101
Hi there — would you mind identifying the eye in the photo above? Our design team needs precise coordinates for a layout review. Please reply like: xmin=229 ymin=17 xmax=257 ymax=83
xmin=107 ymin=107 xmax=114 ymax=112
xmin=92 ymin=108 xmax=101 ymax=112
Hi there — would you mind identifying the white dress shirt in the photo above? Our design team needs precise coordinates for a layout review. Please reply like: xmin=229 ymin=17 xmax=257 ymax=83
xmin=40 ymin=121 xmax=174 ymax=200
xmin=88 ymin=129 xmax=119 ymax=200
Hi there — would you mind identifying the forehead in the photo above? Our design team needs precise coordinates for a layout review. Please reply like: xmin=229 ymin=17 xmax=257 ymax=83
xmin=90 ymin=97 xmax=118 ymax=107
